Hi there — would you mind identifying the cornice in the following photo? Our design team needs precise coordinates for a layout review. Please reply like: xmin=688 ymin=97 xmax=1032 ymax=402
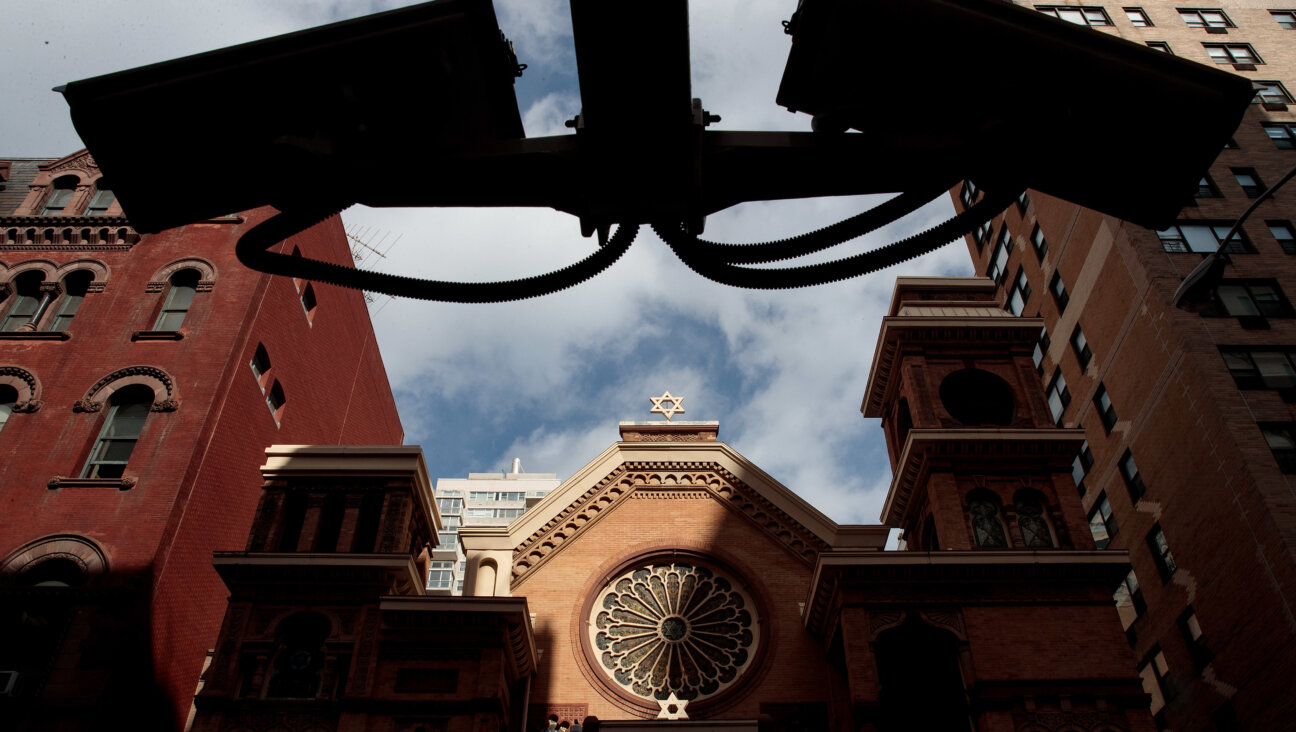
xmin=803 ymin=549 xmax=1131 ymax=637
xmin=881 ymin=428 xmax=1086 ymax=527
xmin=862 ymin=316 xmax=1044 ymax=418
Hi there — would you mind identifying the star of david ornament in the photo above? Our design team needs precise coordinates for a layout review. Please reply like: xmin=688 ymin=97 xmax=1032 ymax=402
xmin=649 ymin=391 xmax=685 ymax=420
xmin=656 ymin=692 xmax=689 ymax=720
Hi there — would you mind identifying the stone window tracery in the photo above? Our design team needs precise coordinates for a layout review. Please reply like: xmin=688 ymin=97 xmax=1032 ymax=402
xmin=589 ymin=562 xmax=758 ymax=707
xmin=968 ymin=491 xmax=1009 ymax=548
xmin=1014 ymin=489 xmax=1055 ymax=548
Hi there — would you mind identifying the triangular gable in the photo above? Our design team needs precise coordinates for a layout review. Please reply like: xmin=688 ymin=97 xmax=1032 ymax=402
xmin=501 ymin=441 xmax=875 ymax=589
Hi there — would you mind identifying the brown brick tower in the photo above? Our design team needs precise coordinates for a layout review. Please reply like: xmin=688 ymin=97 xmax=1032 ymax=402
xmin=954 ymin=3 xmax=1296 ymax=728
xmin=818 ymin=276 xmax=1155 ymax=731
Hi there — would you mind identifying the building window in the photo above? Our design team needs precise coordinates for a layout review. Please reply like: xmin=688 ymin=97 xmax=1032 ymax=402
xmin=1070 ymin=325 xmax=1092 ymax=368
xmin=1264 ymin=123 xmax=1296 ymax=149
xmin=1114 ymin=568 xmax=1146 ymax=631
xmin=959 ymin=179 xmax=979 ymax=207
xmin=466 ymin=507 xmax=525 ymax=519
xmin=0 ymin=384 xmax=17 ymax=435
xmin=154 ymin=269 xmax=199 ymax=330
xmin=968 ymin=491 xmax=1009 ymax=548
xmin=0 ymin=272 xmax=45 ymax=331
xmin=1016 ymin=191 xmax=1030 ymax=214
xmin=1034 ymin=326 xmax=1050 ymax=373
xmin=1203 ymin=43 xmax=1261 ymax=65
xmin=437 ymin=530 xmax=459 ymax=548
xmin=1146 ymin=40 xmax=1173 ymax=53
xmin=427 ymin=560 xmax=454 ymax=590
xmin=974 ymin=219 xmax=992 ymax=250
xmin=468 ymin=491 xmax=525 ymax=501
xmin=441 ymin=515 xmax=461 ymax=528
xmin=46 ymin=271 xmax=93 ymax=332
xmin=1072 ymin=440 xmax=1094 ymax=496
xmin=1231 ymin=168 xmax=1265 ymax=197
xmin=1088 ymin=493 xmax=1118 ymax=549
xmin=1268 ymin=221 xmax=1296 ymax=253
xmin=1272 ymin=10 xmax=1296 ymax=28
xmin=1253 ymin=80 xmax=1294 ymax=105
xmin=1194 ymin=174 xmax=1220 ymax=198
xmin=39 ymin=176 xmax=78 ymax=216
xmin=1119 ymin=450 xmax=1146 ymax=502
xmin=1178 ymin=8 xmax=1233 ymax=28
xmin=1204 ymin=280 xmax=1293 ymax=318
xmin=1147 ymin=523 xmax=1178 ymax=579
xmin=1036 ymin=5 xmax=1113 ymax=25
xmin=1222 ymin=137 xmax=1239 ymax=149
xmin=1139 ymin=647 xmax=1173 ymax=715
xmin=85 ymin=182 xmax=115 ymax=216
xmin=1178 ymin=607 xmax=1212 ymax=669
xmin=987 ymin=228 xmax=1011 ymax=283
xmin=1015 ymin=490 xmax=1055 ymax=548
xmin=1222 ymin=349 xmax=1296 ymax=390
xmin=1093 ymin=383 xmax=1118 ymax=432
xmin=265 ymin=380 xmax=286 ymax=425
xmin=1124 ymin=7 xmax=1152 ymax=25
xmin=1008 ymin=268 xmax=1031 ymax=315
xmin=436 ymin=497 xmax=463 ymax=513
xmin=1047 ymin=369 xmax=1071 ymax=424
xmin=455 ymin=579 xmax=464 ymax=593
xmin=300 ymin=283 xmax=318 ymax=325
xmin=1031 ymin=223 xmax=1048 ymax=259
xmin=250 ymin=343 xmax=272 ymax=392
xmin=1050 ymin=272 xmax=1069 ymax=311
xmin=1260 ymin=423 xmax=1296 ymax=473
xmin=80 ymin=384 xmax=153 ymax=479
xmin=1156 ymin=222 xmax=1250 ymax=253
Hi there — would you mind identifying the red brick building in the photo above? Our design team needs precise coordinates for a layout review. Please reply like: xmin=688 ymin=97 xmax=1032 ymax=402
xmin=953 ymin=3 xmax=1296 ymax=729
xmin=0 ymin=150 xmax=403 ymax=731
xmin=190 ymin=278 xmax=1152 ymax=732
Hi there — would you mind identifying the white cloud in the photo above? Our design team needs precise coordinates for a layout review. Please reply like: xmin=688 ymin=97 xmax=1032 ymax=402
xmin=5 ymin=0 xmax=981 ymax=529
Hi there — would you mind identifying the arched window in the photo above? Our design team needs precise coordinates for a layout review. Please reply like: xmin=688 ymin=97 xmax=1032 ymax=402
xmin=968 ymin=490 xmax=1009 ymax=548
xmin=47 ymin=270 xmax=93 ymax=331
xmin=154 ymin=269 xmax=199 ymax=330
xmin=1 ymin=272 xmax=45 ymax=331
xmin=85 ymin=180 xmax=115 ymax=216
xmin=80 ymin=385 xmax=154 ymax=479
xmin=0 ymin=384 xmax=16 ymax=434
xmin=39 ymin=176 xmax=79 ymax=216
xmin=1014 ymin=490 xmax=1056 ymax=548
xmin=265 ymin=612 xmax=331 ymax=699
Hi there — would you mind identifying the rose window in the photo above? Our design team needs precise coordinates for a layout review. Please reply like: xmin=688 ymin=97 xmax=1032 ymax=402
xmin=589 ymin=562 xmax=758 ymax=705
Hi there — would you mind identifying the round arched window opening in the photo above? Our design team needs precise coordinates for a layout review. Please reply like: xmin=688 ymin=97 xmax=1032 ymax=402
xmin=585 ymin=559 xmax=761 ymax=713
xmin=939 ymin=369 xmax=1015 ymax=426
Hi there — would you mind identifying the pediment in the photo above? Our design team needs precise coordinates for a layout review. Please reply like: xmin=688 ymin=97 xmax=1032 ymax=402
xmin=502 ymin=442 xmax=883 ymax=588
xmin=40 ymin=149 xmax=99 ymax=180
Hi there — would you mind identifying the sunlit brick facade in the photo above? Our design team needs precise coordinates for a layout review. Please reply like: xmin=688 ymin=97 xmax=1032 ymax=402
xmin=0 ymin=150 xmax=403 ymax=731
xmin=955 ymin=4 xmax=1296 ymax=728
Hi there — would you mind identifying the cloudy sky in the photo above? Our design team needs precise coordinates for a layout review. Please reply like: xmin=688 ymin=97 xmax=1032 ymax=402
xmin=4 ymin=0 xmax=974 ymax=526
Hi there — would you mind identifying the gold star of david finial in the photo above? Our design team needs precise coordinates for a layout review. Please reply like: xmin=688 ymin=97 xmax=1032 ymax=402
xmin=656 ymin=692 xmax=689 ymax=719
xmin=649 ymin=391 xmax=685 ymax=420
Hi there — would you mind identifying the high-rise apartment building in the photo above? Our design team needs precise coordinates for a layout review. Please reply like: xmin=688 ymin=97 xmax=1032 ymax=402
xmin=429 ymin=459 xmax=558 ymax=594
xmin=954 ymin=4 xmax=1296 ymax=729
xmin=0 ymin=149 xmax=403 ymax=731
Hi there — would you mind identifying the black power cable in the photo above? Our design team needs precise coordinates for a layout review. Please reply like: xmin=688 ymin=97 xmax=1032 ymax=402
xmin=235 ymin=206 xmax=639 ymax=303
xmin=652 ymin=187 xmax=1021 ymax=289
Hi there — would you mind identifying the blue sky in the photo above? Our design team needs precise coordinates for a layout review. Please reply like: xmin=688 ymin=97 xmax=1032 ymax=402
xmin=3 ymin=0 xmax=973 ymax=525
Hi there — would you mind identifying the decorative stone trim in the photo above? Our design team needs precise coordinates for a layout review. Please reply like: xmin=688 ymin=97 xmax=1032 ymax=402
xmin=47 ymin=476 xmax=137 ymax=490
xmin=0 ymin=534 xmax=108 ymax=581
xmin=0 ymin=332 xmax=70 ymax=341
xmin=512 ymin=462 xmax=829 ymax=584
xmin=76 ymin=365 xmax=178 ymax=412
xmin=0 ymin=366 xmax=41 ymax=408
xmin=131 ymin=330 xmax=184 ymax=341
xmin=146 ymin=257 xmax=217 ymax=291
xmin=0 ymin=218 xmax=137 ymax=250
